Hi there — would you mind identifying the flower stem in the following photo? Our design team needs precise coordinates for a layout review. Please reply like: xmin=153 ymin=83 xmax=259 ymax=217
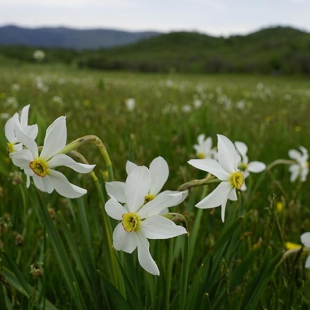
xmin=60 ymin=135 xmax=114 ymax=181
xmin=266 ymin=159 xmax=295 ymax=171
xmin=68 ymin=151 xmax=119 ymax=288
xmin=178 ymin=176 xmax=220 ymax=191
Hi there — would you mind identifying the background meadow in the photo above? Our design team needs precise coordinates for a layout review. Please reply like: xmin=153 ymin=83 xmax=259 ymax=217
xmin=1 ymin=60 xmax=310 ymax=309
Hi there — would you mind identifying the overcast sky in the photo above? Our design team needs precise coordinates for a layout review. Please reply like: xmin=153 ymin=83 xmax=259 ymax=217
xmin=1 ymin=0 xmax=310 ymax=36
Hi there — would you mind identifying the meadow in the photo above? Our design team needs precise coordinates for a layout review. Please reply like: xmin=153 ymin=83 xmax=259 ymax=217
xmin=1 ymin=61 xmax=310 ymax=309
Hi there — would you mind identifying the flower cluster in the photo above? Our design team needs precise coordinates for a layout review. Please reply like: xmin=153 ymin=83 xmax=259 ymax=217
xmin=105 ymin=157 xmax=188 ymax=275
xmin=5 ymin=105 xmax=95 ymax=198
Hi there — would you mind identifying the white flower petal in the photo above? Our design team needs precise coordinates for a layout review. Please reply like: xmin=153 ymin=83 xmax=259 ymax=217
xmin=248 ymin=161 xmax=266 ymax=173
xmin=113 ymin=223 xmax=138 ymax=253
xmin=288 ymin=149 xmax=301 ymax=161
xmin=301 ymin=232 xmax=310 ymax=247
xmin=289 ymin=165 xmax=299 ymax=182
xmin=188 ymin=158 xmax=230 ymax=180
xmin=41 ymin=116 xmax=67 ymax=159
xmin=139 ymin=192 xmax=184 ymax=217
xmin=221 ymin=202 xmax=227 ymax=222
xmin=136 ymin=233 xmax=159 ymax=275
xmin=196 ymin=181 xmax=232 ymax=209
xmin=10 ymin=149 xmax=34 ymax=169
xmin=156 ymin=190 xmax=188 ymax=204
xmin=305 ymin=256 xmax=310 ymax=268
xmin=5 ymin=113 xmax=18 ymax=142
xmin=141 ymin=215 xmax=187 ymax=239
xmin=197 ymin=134 xmax=206 ymax=145
xmin=235 ymin=141 xmax=248 ymax=159
xmin=217 ymin=134 xmax=238 ymax=173
xmin=48 ymin=169 xmax=87 ymax=198
xmin=149 ymin=156 xmax=169 ymax=195
xmin=15 ymin=126 xmax=38 ymax=158
xmin=105 ymin=181 xmax=126 ymax=203
xmin=125 ymin=166 xmax=151 ymax=212
xmin=33 ymin=175 xmax=54 ymax=193
xmin=48 ymin=154 xmax=95 ymax=173
xmin=227 ymin=188 xmax=237 ymax=201
xmin=105 ymin=197 xmax=126 ymax=220
xmin=20 ymin=104 xmax=30 ymax=128
xmin=126 ymin=161 xmax=137 ymax=174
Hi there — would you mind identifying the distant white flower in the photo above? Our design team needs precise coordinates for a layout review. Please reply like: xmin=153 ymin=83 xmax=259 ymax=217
xmin=193 ymin=99 xmax=202 ymax=109
xmin=106 ymin=156 xmax=188 ymax=207
xmin=10 ymin=116 xmax=95 ymax=198
xmin=105 ymin=166 xmax=187 ymax=275
xmin=5 ymin=97 xmax=18 ymax=109
xmin=11 ymin=83 xmax=21 ymax=92
xmin=188 ymin=134 xmax=244 ymax=222
xmin=125 ymin=98 xmax=135 ymax=111
xmin=181 ymin=104 xmax=191 ymax=113
xmin=52 ymin=96 xmax=63 ymax=105
xmin=288 ymin=146 xmax=309 ymax=182
xmin=300 ymin=232 xmax=310 ymax=268
xmin=36 ymin=76 xmax=48 ymax=92
xmin=193 ymin=134 xmax=217 ymax=159
xmin=33 ymin=50 xmax=45 ymax=62
xmin=234 ymin=141 xmax=266 ymax=190
xmin=5 ymin=105 xmax=38 ymax=154
xmin=1 ymin=113 xmax=11 ymax=120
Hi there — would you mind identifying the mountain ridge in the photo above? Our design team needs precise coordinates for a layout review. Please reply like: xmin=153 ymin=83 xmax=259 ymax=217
xmin=0 ymin=25 xmax=161 ymax=50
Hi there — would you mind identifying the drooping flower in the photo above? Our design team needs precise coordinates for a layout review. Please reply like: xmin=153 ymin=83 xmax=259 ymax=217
xmin=188 ymin=134 xmax=244 ymax=222
xmin=106 ymin=156 xmax=188 ymax=210
xmin=234 ymin=141 xmax=266 ymax=190
xmin=288 ymin=147 xmax=309 ymax=182
xmin=300 ymin=232 xmax=310 ymax=268
xmin=5 ymin=105 xmax=38 ymax=154
xmin=10 ymin=116 xmax=95 ymax=198
xmin=193 ymin=134 xmax=217 ymax=159
xmin=105 ymin=166 xmax=188 ymax=275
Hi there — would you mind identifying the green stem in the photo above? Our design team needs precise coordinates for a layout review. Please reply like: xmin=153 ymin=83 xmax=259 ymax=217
xmin=266 ymin=159 xmax=295 ymax=171
xmin=179 ymin=236 xmax=189 ymax=310
xmin=165 ymin=238 xmax=174 ymax=310
xmin=178 ymin=177 xmax=220 ymax=191
xmin=60 ymin=135 xmax=114 ymax=181
xmin=68 ymin=150 xmax=119 ymax=288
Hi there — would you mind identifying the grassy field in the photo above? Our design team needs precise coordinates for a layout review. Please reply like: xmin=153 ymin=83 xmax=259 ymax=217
xmin=1 ymin=62 xmax=310 ymax=309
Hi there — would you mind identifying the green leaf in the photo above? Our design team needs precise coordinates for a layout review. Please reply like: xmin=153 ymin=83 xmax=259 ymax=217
xmin=240 ymin=247 xmax=281 ymax=310
xmin=97 ymin=270 xmax=132 ymax=310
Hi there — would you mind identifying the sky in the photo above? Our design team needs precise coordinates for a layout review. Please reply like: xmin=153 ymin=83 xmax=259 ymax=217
xmin=1 ymin=0 xmax=310 ymax=37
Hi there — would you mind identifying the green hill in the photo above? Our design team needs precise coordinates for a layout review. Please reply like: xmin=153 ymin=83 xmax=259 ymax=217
xmin=1 ymin=26 xmax=310 ymax=74
xmin=75 ymin=26 xmax=310 ymax=74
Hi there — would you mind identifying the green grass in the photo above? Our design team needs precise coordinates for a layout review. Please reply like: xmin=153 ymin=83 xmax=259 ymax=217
xmin=0 ymin=62 xmax=310 ymax=309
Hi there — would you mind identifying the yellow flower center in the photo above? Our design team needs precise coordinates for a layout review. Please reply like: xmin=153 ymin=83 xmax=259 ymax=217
xmin=230 ymin=171 xmax=244 ymax=190
xmin=29 ymin=158 xmax=49 ymax=177
xmin=144 ymin=194 xmax=155 ymax=204
xmin=122 ymin=212 xmax=140 ymax=232
xmin=7 ymin=142 xmax=15 ymax=154
xmin=197 ymin=152 xmax=205 ymax=159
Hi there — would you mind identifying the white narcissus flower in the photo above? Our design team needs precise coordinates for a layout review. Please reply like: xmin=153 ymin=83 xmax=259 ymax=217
xmin=288 ymin=147 xmax=309 ymax=182
xmin=5 ymin=105 xmax=38 ymax=154
xmin=10 ymin=116 xmax=95 ymax=198
xmin=234 ymin=141 xmax=266 ymax=190
xmin=105 ymin=166 xmax=188 ymax=275
xmin=300 ymin=232 xmax=310 ymax=268
xmin=105 ymin=156 xmax=188 ymax=208
xmin=193 ymin=134 xmax=217 ymax=159
xmin=188 ymin=134 xmax=244 ymax=222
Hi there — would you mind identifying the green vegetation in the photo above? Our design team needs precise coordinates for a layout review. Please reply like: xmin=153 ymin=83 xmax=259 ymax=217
xmin=2 ymin=26 xmax=310 ymax=74
xmin=0 ymin=62 xmax=310 ymax=309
